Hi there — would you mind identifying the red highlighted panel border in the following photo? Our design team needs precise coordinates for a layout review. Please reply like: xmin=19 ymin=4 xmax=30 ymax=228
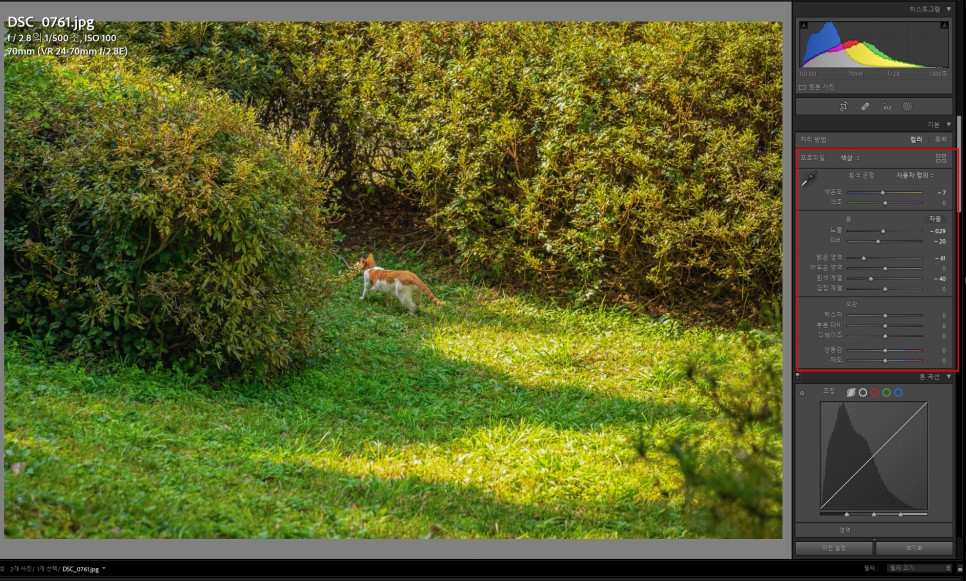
xmin=795 ymin=147 xmax=960 ymax=373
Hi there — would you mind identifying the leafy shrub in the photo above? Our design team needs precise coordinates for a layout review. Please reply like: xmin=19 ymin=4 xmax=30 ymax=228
xmin=364 ymin=22 xmax=783 ymax=320
xmin=4 ymin=56 xmax=339 ymax=377
xmin=101 ymin=22 xmax=377 ymax=195
xmin=107 ymin=21 xmax=782 ymax=323
xmin=645 ymin=303 xmax=782 ymax=537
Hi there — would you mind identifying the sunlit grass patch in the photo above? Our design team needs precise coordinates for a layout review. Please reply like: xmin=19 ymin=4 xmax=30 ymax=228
xmin=5 ymin=263 xmax=779 ymax=539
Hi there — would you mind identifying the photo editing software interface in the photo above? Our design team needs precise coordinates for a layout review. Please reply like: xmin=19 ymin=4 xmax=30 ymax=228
xmin=0 ymin=1 xmax=962 ymax=579
xmin=792 ymin=0 xmax=961 ymax=572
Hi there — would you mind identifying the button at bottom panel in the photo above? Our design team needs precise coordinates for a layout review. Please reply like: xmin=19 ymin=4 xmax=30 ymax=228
xmin=796 ymin=541 xmax=874 ymax=556
xmin=875 ymin=541 xmax=953 ymax=556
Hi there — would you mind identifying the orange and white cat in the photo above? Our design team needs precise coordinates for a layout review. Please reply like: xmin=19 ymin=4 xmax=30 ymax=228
xmin=358 ymin=253 xmax=445 ymax=315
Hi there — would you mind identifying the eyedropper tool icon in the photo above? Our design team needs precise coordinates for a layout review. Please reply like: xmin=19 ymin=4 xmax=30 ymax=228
xmin=801 ymin=171 xmax=817 ymax=188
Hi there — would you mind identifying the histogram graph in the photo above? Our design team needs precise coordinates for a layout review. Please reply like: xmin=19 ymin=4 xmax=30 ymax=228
xmin=800 ymin=21 xmax=949 ymax=68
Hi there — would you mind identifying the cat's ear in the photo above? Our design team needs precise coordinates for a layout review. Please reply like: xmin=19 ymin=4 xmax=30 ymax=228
xmin=367 ymin=253 xmax=374 ymax=262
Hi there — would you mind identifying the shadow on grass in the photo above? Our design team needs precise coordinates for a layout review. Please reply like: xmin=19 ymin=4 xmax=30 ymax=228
xmin=5 ymin=279 xmax=711 ymax=450
xmin=214 ymin=304 xmax=707 ymax=448
xmin=3 ymin=279 xmax=717 ymax=539
xmin=3 ymin=428 xmax=687 ymax=538
xmin=236 ymin=463 xmax=687 ymax=539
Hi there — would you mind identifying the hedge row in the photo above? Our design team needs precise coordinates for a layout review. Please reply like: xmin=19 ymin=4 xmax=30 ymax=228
xmin=115 ymin=21 xmax=781 ymax=321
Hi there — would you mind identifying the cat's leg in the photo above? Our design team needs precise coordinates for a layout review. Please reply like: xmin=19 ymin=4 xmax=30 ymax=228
xmin=400 ymin=286 xmax=417 ymax=315
xmin=361 ymin=279 xmax=371 ymax=300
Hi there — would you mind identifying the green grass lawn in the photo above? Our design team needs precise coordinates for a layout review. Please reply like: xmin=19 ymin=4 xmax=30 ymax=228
xmin=4 ymin=255 xmax=781 ymax=539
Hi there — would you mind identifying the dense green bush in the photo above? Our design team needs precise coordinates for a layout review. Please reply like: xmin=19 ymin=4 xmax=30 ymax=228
xmin=4 ymin=56 xmax=339 ymax=376
xmin=363 ymin=22 xmax=783 ymax=319
xmin=94 ymin=21 xmax=783 ymax=322
xmin=100 ymin=22 xmax=379 ymax=195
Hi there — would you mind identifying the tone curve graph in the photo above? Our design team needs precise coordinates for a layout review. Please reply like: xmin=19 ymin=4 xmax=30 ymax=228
xmin=820 ymin=401 xmax=928 ymax=512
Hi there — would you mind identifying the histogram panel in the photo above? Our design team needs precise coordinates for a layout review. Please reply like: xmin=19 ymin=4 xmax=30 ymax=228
xmin=799 ymin=21 xmax=949 ymax=68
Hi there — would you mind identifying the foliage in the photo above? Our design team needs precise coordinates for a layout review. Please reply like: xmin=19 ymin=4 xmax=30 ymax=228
xmin=645 ymin=302 xmax=782 ymax=537
xmin=373 ymin=23 xmax=782 ymax=321
xmin=5 ymin=256 xmax=780 ymax=538
xmin=4 ymin=56 xmax=339 ymax=377
xmin=100 ymin=22 xmax=380 ymax=195
xmin=106 ymin=21 xmax=782 ymax=323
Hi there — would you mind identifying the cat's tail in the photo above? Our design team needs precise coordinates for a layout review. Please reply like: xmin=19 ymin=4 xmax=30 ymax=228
xmin=414 ymin=278 xmax=446 ymax=306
